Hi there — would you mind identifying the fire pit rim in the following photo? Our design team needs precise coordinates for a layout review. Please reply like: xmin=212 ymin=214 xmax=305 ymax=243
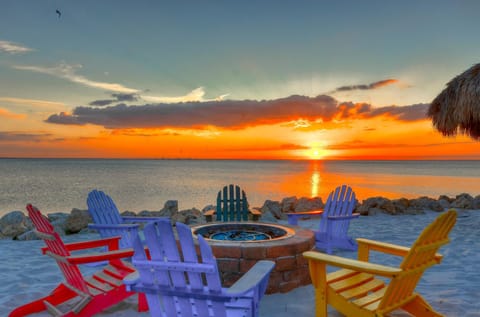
xmin=191 ymin=221 xmax=296 ymax=243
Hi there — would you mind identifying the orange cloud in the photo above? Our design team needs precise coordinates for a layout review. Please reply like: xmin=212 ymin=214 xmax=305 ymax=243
xmin=0 ymin=108 xmax=26 ymax=119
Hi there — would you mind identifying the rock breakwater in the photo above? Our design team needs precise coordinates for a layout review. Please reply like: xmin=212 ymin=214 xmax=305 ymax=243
xmin=1 ymin=193 xmax=478 ymax=240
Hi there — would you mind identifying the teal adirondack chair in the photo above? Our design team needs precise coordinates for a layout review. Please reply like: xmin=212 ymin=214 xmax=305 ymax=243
xmin=124 ymin=218 xmax=275 ymax=317
xmin=204 ymin=184 xmax=262 ymax=222
xmin=315 ymin=185 xmax=359 ymax=254
xmin=87 ymin=189 xmax=160 ymax=249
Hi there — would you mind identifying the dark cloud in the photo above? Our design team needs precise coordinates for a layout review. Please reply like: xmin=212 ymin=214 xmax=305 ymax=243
xmin=89 ymin=93 xmax=140 ymax=107
xmin=333 ymin=79 xmax=399 ymax=92
xmin=369 ymin=103 xmax=428 ymax=121
xmin=112 ymin=93 xmax=139 ymax=102
xmin=47 ymin=112 xmax=86 ymax=125
xmin=89 ymin=99 xmax=113 ymax=106
xmin=45 ymin=94 xmax=429 ymax=130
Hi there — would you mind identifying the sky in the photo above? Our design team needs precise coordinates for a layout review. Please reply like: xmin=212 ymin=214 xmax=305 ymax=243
xmin=1 ymin=0 xmax=480 ymax=160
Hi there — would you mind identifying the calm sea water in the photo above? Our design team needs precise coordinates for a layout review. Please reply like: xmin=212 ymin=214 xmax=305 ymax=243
xmin=1 ymin=159 xmax=480 ymax=217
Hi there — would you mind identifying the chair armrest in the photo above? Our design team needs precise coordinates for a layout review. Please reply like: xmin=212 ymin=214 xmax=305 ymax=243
xmin=303 ymin=251 xmax=401 ymax=278
xmin=327 ymin=212 xmax=360 ymax=221
xmin=66 ymin=248 xmax=134 ymax=264
xmin=356 ymin=238 xmax=443 ymax=262
xmin=43 ymin=247 xmax=134 ymax=264
xmin=226 ymin=260 xmax=275 ymax=296
xmin=122 ymin=216 xmax=164 ymax=223
xmin=42 ymin=236 xmax=122 ymax=254
xmin=88 ymin=223 xmax=139 ymax=230
xmin=123 ymin=271 xmax=140 ymax=288
xmin=286 ymin=210 xmax=323 ymax=225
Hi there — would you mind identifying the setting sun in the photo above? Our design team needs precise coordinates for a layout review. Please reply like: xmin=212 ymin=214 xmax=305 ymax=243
xmin=305 ymin=141 xmax=330 ymax=160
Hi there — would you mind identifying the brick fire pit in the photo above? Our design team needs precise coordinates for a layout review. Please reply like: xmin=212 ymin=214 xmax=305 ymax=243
xmin=192 ymin=222 xmax=315 ymax=294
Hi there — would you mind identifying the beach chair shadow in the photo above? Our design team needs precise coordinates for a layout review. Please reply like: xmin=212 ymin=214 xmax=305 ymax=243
xmin=314 ymin=184 xmax=359 ymax=254
xmin=303 ymin=209 xmax=457 ymax=317
xmin=87 ymin=189 xmax=162 ymax=249
xmin=204 ymin=184 xmax=262 ymax=222
xmin=9 ymin=204 xmax=147 ymax=317
xmin=124 ymin=218 xmax=275 ymax=317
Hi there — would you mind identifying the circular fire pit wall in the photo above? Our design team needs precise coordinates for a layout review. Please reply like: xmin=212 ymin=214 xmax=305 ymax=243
xmin=192 ymin=222 xmax=314 ymax=294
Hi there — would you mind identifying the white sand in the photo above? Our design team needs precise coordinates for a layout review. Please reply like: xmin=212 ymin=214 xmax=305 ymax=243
xmin=1 ymin=210 xmax=479 ymax=316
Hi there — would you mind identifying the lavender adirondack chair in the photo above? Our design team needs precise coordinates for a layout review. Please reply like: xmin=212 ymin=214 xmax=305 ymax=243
xmin=87 ymin=189 xmax=160 ymax=249
xmin=124 ymin=218 xmax=275 ymax=317
xmin=315 ymin=185 xmax=359 ymax=254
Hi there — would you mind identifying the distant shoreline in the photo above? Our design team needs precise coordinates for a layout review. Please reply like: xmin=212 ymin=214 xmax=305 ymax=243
xmin=1 ymin=157 xmax=480 ymax=161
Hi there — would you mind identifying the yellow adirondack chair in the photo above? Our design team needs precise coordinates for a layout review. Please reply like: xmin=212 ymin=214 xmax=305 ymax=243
xmin=303 ymin=209 xmax=457 ymax=317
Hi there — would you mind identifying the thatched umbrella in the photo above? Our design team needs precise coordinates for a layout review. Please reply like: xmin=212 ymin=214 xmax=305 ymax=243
xmin=428 ymin=63 xmax=480 ymax=140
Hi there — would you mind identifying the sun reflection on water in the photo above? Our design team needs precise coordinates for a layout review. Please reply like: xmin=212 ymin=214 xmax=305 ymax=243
xmin=310 ymin=161 xmax=321 ymax=197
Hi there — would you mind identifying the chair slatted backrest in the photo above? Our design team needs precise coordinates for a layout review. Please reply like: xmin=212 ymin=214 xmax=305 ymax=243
xmin=87 ymin=189 xmax=123 ymax=225
xmin=132 ymin=218 xmax=228 ymax=317
xmin=27 ymin=204 xmax=89 ymax=294
xmin=87 ymin=189 xmax=136 ymax=248
xmin=319 ymin=185 xmax=356 ymax=236
xmin=216 ymin=184 xmax=249 ymax=222
xmin=379 ymin=210 xmax=457 ymax=311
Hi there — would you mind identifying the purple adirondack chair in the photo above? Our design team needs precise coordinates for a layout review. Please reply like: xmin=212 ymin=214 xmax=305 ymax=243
xmin=87 ymin=189 xmax=160 ymax=249
xmin=315 ymin=185 xmax=359 ymax=254
xmin=124 ymin=218 xmax=275 ymax=317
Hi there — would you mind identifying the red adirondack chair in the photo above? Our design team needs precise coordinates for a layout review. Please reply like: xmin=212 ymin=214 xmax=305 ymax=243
xmin=9 ymin=204 xmax=147 ymax=317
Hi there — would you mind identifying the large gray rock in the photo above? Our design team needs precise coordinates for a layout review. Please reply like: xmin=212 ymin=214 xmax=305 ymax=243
xmin=294 ymin=197 xmax=323 ymax=212
xmin=172 ymin=208 xmax=206 ymax=225
xmin=138 ymin=200 xmax=179 ymax=218
xmin=281 ymin=196 xmax=297 ymax=213
xmin=473 ymin=195 xmax=480 ymax=209
xmin=451 ymin=193 xmax=474 ymax=209
xmin=65 ymin=208 xmax=92 ymax=234
xmin=0 ymin=211 xmax=31 ymax=239
xmin=357 ymin=197 xmax=393 ymax=215
xmin=261 ymin=200 xmax=284 ymax=219
xmin=409 ymin=197 xmax=443 ymax=212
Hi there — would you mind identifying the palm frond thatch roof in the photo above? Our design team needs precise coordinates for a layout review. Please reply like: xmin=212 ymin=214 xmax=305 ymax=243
xmin=428 ymin=63 xmax=480 ymax=139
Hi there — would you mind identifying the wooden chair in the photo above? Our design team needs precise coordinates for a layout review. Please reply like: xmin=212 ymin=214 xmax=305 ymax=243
xmin=204 ymin=184 xmax=262 ymax=222
xmin=9 ymin=204 xmax=147 ymax=317
xmin=315 ymin=185 xmax=359 ymax=254
xmin=87 ymin=189 xmax=161 ymax=249
xmin=303 ymin=209 xmax=457 ymax=317
xmin=124 ymin=218 xmax=275 ymax=317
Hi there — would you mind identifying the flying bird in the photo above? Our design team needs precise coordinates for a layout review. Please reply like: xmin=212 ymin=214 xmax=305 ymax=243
xmin=56 ymin=9 xmax=61 ymax=18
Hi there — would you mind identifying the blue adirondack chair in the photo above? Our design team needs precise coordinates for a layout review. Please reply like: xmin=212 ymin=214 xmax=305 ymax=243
xmin=204 ymin=184 xmax=262 ymax=222
xmin=315 ymin=185 xmax=359 ymax=254
xmin=87 ymin=189 xmax=161 ymax=249
xmin=124 ymin=218 xmax=275 ymax=317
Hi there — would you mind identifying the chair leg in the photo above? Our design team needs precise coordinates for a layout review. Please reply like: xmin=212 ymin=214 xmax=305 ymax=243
xmin=138 ymin=293 xmax=149 ymax=312
xmin=402 ymin=295 xmax=444 ymax=317
xmin=9 ymin=284 xmax=77 ymax=317
xmin=309 ymin=262 xmax=328 ymax=317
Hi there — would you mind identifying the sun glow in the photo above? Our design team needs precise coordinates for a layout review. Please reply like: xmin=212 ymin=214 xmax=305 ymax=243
xmin=306 ymin=141 xmax=329 ymax=160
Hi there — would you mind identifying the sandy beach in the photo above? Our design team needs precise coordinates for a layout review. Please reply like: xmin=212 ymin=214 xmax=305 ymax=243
xmin=2 ymin=209 xmax=479 ymax=316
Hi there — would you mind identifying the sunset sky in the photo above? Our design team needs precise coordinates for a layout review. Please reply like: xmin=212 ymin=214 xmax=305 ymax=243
xmin=1 ymin=1 xmax=480 ymax=160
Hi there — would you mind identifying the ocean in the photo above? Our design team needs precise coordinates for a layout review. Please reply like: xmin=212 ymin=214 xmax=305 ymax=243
xmin=1 ymin=159 xmax=480 ymax=217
